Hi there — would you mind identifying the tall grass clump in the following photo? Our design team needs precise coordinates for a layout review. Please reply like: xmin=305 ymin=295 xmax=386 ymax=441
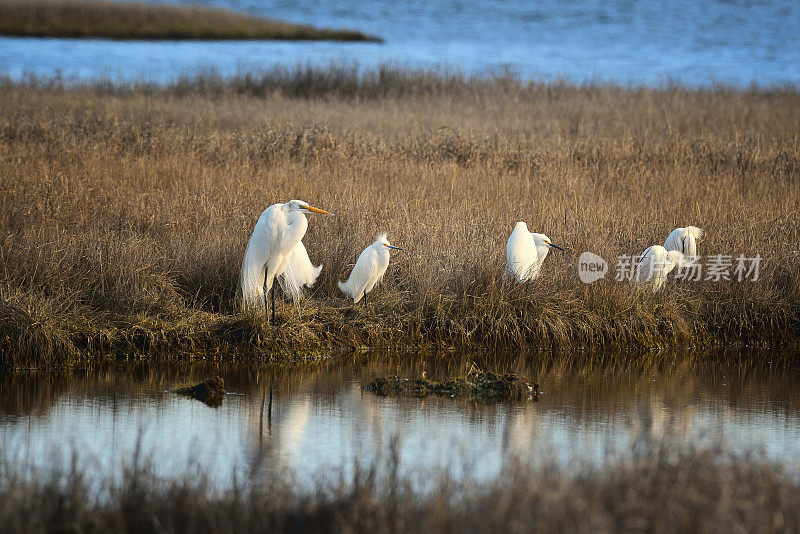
xmin=1 ymin=69 xmax=799 ymax=366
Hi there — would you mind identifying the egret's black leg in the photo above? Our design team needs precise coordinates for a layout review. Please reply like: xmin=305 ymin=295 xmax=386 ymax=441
xmin=363 ymin=291 xmax=367 ymax=306
xmin=264 ymin=270 xmax=274 ymax=320
xmin=271 ymin=283 xmax=276 ymax=324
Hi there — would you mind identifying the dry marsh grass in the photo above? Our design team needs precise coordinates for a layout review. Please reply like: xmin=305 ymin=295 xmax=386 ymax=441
xmin=1 ymin=68 xmax=799 ymax=366
xmin=1 ymin=444 xmax=798 ymax=533
xmin=0 ymin=0 xmax=379 ymax=41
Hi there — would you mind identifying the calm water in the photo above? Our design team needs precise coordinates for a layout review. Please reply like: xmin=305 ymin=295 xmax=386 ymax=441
xmin=2 ymin=351 xmax=799 ymax=489
xmin=0 ymin=0 xmax=798 ymax=86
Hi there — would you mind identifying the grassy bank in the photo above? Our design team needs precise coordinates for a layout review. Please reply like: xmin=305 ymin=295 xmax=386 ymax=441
xmin=0 ymin=0 xmax=380 ymax=41
xmin=1 ymin=68 xmax=800 ymax=367
xmin=2 ymin=445 xmax=798 ymax=533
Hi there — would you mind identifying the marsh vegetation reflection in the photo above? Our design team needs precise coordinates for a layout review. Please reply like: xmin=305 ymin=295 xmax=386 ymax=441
xmin=1 ymin=351 xmax=799 ymax=489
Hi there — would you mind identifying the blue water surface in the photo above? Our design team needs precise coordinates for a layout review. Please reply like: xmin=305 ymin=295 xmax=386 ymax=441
xmin=0 ymin=0 xmax=798 ymax=86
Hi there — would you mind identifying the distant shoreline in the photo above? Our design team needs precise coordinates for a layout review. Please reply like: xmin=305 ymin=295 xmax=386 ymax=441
xmin=0 ymin=0 xmax=382 ymax=42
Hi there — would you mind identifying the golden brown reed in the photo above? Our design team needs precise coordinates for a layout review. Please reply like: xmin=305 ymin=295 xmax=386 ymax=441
xmin=2 ymin=441 xmax=799 ymax=533
xmin=1 ymin=70 xmax=799 ymax=366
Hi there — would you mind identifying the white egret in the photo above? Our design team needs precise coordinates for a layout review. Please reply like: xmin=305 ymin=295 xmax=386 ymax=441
xmin=506 ymin=222 xmax=564 ymax=282
xmin=635 ymin=245 xmax=684 ymax=292
xmin=664 ymin=226 xmax=703 ymax=257
xmin=239 ymin=200 xmax=332 ymax=322
xmin=278 ymin=241 xmax=323 ymax=304
xmin=338 ymin=234 xmax=403 ymax=304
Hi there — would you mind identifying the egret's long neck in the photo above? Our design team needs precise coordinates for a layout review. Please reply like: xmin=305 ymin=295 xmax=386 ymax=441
xmin=537 ymin=245 xmax=550 ymax=262
xmin=668 ymin=250 xmax=685 ymax=270
xmin=279 ymin=210 xmax=309 ymax=251
xmin=686 ymin=235 xmax=697 ymax=257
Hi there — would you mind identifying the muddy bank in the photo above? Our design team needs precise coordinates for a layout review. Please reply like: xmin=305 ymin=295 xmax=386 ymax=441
xmin=175 ymin=376 xmax=226 ymax=406
xmin=363 ymin=367 xmax=539 ymax=401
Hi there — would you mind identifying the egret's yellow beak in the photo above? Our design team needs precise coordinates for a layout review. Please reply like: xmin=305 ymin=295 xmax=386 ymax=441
xmin=305 ymin=205 xmax=333 ymax=215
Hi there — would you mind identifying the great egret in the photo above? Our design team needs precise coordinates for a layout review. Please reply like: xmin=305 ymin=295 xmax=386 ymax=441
xmin=338 ymin=233 xmax=403 ymax=304
xmin=635 ymin=245 xmax=684 ymax=291
xmin=506 ymin=222 xmax=564 ymax=282
xmin=240 ymin=200 xmax=332 ymax=321
xmin=664 ymin=226 xmax=703 ymax=257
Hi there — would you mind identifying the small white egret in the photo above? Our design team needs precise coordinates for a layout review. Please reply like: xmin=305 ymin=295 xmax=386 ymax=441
xmin=338 ymin=234 xmax=403 ymax=304
xmin=635 ymin=245 xmax=685 ymax=292
xmin=239 ymin=200 xmax=332 ymax=322
xmin=664 ymin=226 xmax=703 ymax=257
xmin=506 ymin=222 xmax=564 ymax=282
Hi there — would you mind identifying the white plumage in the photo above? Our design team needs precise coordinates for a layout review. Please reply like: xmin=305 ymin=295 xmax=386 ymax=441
xmin=239 ymin=199 xmax=331 ymax=317
xmin=278 ymin=241 xmax=323 ymax=304
xmin=664 ymin=226 xmax=703 ymax=257
xmin=506 ymin=222 xmax=564 ymax=282
xmin=338 ymin=233 xmax=402 ymax=303
xmin=635 ymin=245 xmax=685 ymax=292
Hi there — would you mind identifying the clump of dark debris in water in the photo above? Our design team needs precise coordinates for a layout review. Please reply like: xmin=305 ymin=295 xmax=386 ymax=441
xmin=363 ymin=365 xmax=539 ymax=401
xmin=174 ymin=376 xmax=226 ymax=407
